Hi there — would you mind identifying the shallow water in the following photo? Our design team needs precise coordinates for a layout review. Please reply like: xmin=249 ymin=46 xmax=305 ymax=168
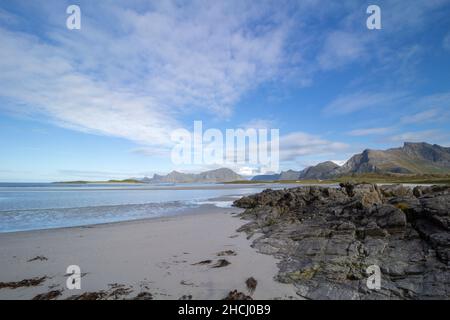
xmin=0 ymin=183 xmax=281 ymax=233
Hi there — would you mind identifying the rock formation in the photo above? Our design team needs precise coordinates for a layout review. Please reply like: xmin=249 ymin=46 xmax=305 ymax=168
xmin=234 ymin=183 xmax=450 ymax=299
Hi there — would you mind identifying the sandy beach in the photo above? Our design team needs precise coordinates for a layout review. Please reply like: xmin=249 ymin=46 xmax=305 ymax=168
xmin=0 ymin=205 xmax=299 ymax=300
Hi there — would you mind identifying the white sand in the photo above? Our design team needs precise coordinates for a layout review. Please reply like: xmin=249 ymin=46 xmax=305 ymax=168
xmin=0 ymin=207 xmax=299 ymax=300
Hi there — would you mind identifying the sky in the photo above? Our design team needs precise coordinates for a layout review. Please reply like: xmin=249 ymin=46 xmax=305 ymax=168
xmin=0 ymin=0 xmax=450 ymax=182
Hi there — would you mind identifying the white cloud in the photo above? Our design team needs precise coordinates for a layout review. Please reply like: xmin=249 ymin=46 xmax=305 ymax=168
xmin=318 ymin=31 xmax=366 ymax=70
xmin=236 ymin=166 xmax=257 ymax=176
xmin=400 ymin=109 xmax=440 ymax=124
xmin=347 ymin=127 xmax=394 ymax=136
xmin=1 ymin=0 xmax=448 ymax=174
xmin=386 ymin=130 xmax=450 ymax=145
xmin=240 ymin=118 xmax=277 ymax=130
xmin=279 ymin=132 xmax=349 ymax=161
xmin=130 ymin=128 xmax=349 ymax=174
xmin=343 ymin=94 xmax=450 ymax=138
xmin=57 ymin=170 xmax=154 ymax=180
xmin=0 ymin=33 xmax=177 ymax=146
xmin=323 ymin=92 xmax=407 ymax=115
xmin=0 ymin=1 xmax=289 ymax=148
xmin=130 ymin=146 xmax=171 ymax=157
xmin=415 ymin=93 xmax=450 ymax=109
xmin=398 ymin=93 xmax=450 ymax=125
xmin=330 ymin=160 xmax=347 ymax=166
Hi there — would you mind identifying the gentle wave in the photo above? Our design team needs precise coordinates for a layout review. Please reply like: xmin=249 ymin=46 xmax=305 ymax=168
xmin=193 ymin=200 xmax=234 ymax=208
xmin=0 ymin=201 xmax=199 ymax=233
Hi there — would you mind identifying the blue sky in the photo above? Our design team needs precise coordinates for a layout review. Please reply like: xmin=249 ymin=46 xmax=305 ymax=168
xmin=1 ymin=0 xmax=450 ymax=182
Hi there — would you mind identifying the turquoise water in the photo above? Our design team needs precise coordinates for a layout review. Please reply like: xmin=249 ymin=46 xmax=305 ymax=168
xmin=0 ymin=183 xmax=272 ymax=233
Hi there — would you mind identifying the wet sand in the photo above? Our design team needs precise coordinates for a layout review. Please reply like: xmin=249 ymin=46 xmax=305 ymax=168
xmin=0 ymin=206 xmax=299 ymax=300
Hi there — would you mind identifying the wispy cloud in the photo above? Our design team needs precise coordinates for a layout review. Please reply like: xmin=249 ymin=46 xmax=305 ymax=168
xmin=57 ymin=169 xmax=153 ymax=180
xmin=323 ymin=92 xmax=407 ymax=115
xmin=1 ymin=0 xmax=449 ymax=179
xmin=415 ymin=93 xmax=450 ymax=109
xmin=382 ymin=0 xmax=450 ymax=32
xmin=130 ymin=146 xmax=171 ymax=157
xmin=339 ymin=90 xmax=450 ymax=142
xmin=279 ymin=132 xmax=349 ymax=161
xmin=0 ymin=1 xmax=289 ymax=148
xmin=384 ymin=130 xmax=450 ymax=145
xmin=400 ymin=109 xmax=441 ymax=124
xmin=399 ymin=93 xmax=450 ymax=125
xmin=318 ymin=31 xmax=367 ymax=71
xmin=347 ymin=127 xmax=394 ymax=136
xmin=0 ymin=7 xmax=18 ymax=25
xmin=240 ymin=118 xmax=277 ymax=130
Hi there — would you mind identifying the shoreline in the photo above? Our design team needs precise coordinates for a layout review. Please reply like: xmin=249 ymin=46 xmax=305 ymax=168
xmin=0 ymin=207 xmax=299 ymax=300
xmin=0 ymin=203 xmax=232 ymax=235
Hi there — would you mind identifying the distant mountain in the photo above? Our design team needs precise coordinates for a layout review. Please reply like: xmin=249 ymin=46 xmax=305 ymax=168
xmin=252 ymin=162 xmax=340 ymax=181
xmin=146 ymin=168 xmax=243 ymax=183
xmin=299 ymin=161 xmax=340 ymax=179
xmin=250 ymin=142 xmax=450 ymax=181
xmin=279 ymin=170 xmax=302 ymax=180
xmin=337 ymin=142 xmax=450 ymax=175
xmin=135 ymin=142 xmax=450 ymax=183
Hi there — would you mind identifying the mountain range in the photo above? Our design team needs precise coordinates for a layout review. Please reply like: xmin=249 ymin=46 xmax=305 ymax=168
xmin=136 ymin=142 xmax=450 ymax=183
xmin=141 ymin=168 xmax=243 ymax=183
xmin=252 ymin=142 xmax=450 ymax=181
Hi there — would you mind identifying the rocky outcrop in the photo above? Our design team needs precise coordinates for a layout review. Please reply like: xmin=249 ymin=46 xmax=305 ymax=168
xmin=234 ymin=183 xmax=450 ymax=299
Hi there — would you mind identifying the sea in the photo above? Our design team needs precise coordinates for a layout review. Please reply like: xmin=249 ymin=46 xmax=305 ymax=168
xmin=0 ymin=182 xmax=286 ymax=233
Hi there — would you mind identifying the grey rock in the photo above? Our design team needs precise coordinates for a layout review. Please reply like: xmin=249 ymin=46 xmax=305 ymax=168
xmin=234 ymin=183 xmax=450 ymax=299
